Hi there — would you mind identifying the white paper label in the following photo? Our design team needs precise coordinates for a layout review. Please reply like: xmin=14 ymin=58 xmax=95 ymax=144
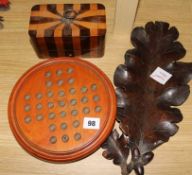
xmin=150 ymin=67 xmax=172 ymax=85
xmin=83 ymin=117 xmax=100 ymax=130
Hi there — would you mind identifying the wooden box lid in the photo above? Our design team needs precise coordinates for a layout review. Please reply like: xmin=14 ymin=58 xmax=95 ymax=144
xmin=28 ymin=4 xmax=106 ymax=38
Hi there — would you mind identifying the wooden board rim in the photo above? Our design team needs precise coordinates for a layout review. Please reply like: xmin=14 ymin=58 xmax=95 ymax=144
xmin=8 ymin=57 xmax=116 ymax=162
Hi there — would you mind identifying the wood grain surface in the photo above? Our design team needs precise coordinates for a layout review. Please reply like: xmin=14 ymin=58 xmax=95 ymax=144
xmin=8 ymin=58 xmax=116 ymax=162
xmin=0 ymin=0 xmax=192 ymax=175
xmin=29 ymin=4 xmax=107 ymax=58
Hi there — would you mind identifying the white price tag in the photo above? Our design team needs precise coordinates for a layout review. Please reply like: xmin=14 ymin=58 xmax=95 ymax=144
xmin=83 ymin=117 xmax=100 ymax=130
xmin=150 ymin=67 xmax=172 ymax=85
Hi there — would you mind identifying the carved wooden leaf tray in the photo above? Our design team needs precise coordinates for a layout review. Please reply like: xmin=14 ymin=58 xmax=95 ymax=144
xmin=102 ymin=21 xmax=192 ymax=175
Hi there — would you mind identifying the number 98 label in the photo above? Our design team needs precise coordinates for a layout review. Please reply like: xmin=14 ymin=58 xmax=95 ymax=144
xmin=83 ymin=117 xmax=100 ymax=129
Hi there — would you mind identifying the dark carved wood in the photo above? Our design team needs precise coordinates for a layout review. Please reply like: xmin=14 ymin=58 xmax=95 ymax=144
xmin=102 ymin=21 xmax=192 ymax=175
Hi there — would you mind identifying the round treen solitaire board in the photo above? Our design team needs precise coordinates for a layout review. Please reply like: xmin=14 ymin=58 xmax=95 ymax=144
xmin=8 ymin=58 xmax=116 ymax=162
